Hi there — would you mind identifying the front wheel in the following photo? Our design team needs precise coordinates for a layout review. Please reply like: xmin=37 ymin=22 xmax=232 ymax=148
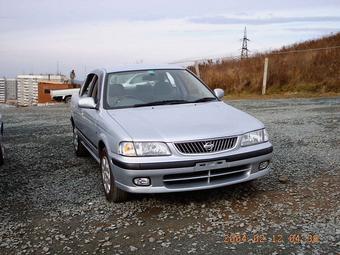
xmin=100 ymin=148 xmax=128 ymax=202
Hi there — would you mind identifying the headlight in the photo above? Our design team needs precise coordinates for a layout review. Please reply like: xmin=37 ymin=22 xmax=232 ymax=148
xmin=119 ymin=142 xmax=171 ymax=156
xmin=118 ymin=142 xmax=136 ymax=156
xmin=241 ymin=129 xmax=269 ymax=147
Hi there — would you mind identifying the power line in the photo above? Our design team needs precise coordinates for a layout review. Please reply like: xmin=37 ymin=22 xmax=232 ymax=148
xmin=265 ymin=45 xmax=340 ymax=56
xmin=169 ymin=44 xmax=340 ymax=65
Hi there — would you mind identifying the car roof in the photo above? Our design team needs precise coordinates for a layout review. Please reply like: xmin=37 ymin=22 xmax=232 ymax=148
xmin=100 ymin=64 xmax=186 ymax=74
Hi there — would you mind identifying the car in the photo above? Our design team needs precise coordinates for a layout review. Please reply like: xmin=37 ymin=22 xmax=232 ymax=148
xmin=70 ymin=65 xmax=273 ymax=202
xmin=50 ymin=88 xmax=80 ymax=103
xmin=0 ymin=114 xmax=4 ymax=165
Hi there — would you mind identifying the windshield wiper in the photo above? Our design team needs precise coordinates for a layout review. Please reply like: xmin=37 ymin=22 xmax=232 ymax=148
xmin=132 ymin=100 xmax=190 ymax=108
xmin=190 ymin=97 xmax=217 ymax=103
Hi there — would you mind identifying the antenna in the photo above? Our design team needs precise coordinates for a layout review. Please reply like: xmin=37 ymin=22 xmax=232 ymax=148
xmin=241 ymin=26 xmax=250 ymax=59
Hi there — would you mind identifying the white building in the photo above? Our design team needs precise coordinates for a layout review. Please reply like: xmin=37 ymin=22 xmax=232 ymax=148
xmin=17 ymin=74 xmax=66 ymax=106
xmin=5 ymin=79 xmax=17 ymax=101
xmin=0 ymin=79 xmax=5 ymax=103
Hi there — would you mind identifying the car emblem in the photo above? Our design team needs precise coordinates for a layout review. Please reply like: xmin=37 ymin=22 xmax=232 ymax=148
xmin=203 ymin=142 xmax=214 ymax=152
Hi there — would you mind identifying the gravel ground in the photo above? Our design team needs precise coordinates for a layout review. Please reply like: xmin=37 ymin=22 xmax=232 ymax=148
xmin=0 ymin=97 xmax=339 ymax=255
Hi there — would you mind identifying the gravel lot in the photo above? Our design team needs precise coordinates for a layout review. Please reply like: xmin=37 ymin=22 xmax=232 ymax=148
xmin=0 ymin=97 xmax=339 ymax=254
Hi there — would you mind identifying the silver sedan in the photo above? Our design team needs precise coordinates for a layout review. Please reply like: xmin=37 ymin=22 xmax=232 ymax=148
xmin=71 ymin=65 xmax=273 ymax=202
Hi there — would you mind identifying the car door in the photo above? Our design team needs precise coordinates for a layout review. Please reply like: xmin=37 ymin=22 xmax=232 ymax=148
xmin=73 ymin=74 xmax=93 ymax=134
xmin=81 ymin=73 xmax=101 ymax=151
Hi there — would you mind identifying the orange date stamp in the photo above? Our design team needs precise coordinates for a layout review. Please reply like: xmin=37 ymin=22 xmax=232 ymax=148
xmin=224 ymin=233 xmax=320 ymax=245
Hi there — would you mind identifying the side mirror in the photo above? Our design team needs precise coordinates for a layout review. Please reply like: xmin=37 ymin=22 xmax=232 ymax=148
xmin=78 ymin=97 xmax=96 ymax=109
xmin=214 ymin=88 xmax=224 ymax=100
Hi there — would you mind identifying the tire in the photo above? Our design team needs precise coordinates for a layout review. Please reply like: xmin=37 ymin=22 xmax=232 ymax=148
xmin=0 ymin=143 xmax=4 ymax=166
xmin=73 ymin=127 xmax=88 ymax=156
xmin=100 ymin=148 xmax=128 ymax=202
xmin=64 ymin=96 xmax=72 ymax=104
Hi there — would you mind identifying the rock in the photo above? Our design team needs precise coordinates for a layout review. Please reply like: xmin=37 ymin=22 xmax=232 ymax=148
xmin=42 ymin=247 xmax=49 ymax=253
xmin=149 ymin=237 xmax=155 ymax=243
xmin=102 ymin=241 xmax=112 ymax=247
xmin=188 ymin=248 xmax=196 ymax=253
xmin=130 ymin=246 xmax=138 ymax=252
xmin=161 ymin=242 xmax=170 ymax=247
xmin=279 ymin=175 xmax=289 ymax=183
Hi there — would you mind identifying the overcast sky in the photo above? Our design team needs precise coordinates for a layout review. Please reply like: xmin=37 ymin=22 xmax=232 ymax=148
xmin=0 ymin=0 xmax=340 ymax=79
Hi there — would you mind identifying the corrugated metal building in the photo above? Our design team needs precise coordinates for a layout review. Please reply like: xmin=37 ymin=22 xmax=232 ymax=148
xmin=0 ymin=79 xmax=5 ymax=103
xmin=17 ymin=74 xmax=65 ymax=106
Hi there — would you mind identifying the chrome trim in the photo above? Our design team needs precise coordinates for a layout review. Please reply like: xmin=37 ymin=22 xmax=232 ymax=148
xmin=163 ymin=165 xmax=251 ymax=188
xmin=174 ymin=136 xmax=239 ymax=155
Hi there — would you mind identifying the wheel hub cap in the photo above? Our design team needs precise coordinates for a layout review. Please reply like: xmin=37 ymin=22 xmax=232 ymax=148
xmin=101 ymin=156 xmax=111 ymax=194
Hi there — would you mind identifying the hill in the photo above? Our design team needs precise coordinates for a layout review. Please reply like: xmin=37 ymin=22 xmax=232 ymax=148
xmin=195 ymin=32 xmax=340 ymax=95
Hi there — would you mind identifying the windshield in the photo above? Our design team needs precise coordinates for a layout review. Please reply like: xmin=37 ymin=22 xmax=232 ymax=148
xmin=103 ymin=69 xmax=217 ymax=109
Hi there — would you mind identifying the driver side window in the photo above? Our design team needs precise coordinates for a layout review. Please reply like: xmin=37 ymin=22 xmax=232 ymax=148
xmin=81 ymin=74 xmax=99 ymax=103
xmin=81 ymin=74 xmax=94 ymax=97
xmin=89 ymin=76 xmax=99 ymax=103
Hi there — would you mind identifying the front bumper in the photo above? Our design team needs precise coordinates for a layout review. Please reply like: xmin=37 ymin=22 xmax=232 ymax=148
xmin=109 ymin=143 xmax=273 ymax=194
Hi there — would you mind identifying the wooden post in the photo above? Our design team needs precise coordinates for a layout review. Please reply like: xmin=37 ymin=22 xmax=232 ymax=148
xmin=262 ymin=57 xmax=269 ymax=95
xmin=194 ymin=61 xmax=200 ymax=78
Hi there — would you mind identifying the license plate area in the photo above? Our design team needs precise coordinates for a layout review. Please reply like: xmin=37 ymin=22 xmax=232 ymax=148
xmin=194 ymin=160 xmax=228 ymax=171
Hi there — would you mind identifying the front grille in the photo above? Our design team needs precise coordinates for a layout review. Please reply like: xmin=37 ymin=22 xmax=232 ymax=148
xmin=163 ymin=164 xmax=250 ymax=188
xmin=175 ymin=137 xmax=238 ymax=154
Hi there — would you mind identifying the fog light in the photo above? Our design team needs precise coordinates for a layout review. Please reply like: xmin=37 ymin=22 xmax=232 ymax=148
xmin=259 ymin=161 xmax=269 ymax=170
xmin=133 ymin=177 xmax=151 ymax=186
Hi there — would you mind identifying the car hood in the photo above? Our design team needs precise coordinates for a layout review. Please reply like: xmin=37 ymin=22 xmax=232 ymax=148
xmin=106 ymin=101 xmax=264 ymax=142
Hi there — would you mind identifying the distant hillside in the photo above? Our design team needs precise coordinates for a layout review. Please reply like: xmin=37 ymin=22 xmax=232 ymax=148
xmin=195 ymin=32 xmax=340 ymax=94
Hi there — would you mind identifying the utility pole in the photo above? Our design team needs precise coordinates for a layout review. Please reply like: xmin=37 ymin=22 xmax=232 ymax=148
xmin=241 ymin=26 xmax=250 ymax=59
xmin=262 ymin=57 xmax=269 ymax=95
xmin=194 ymin=61 xmax=200 ymax=78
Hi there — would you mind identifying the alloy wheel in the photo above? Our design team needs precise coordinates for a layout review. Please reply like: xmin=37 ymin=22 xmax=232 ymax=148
xmin=101 ymin=156 xmax=111 ymax=194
